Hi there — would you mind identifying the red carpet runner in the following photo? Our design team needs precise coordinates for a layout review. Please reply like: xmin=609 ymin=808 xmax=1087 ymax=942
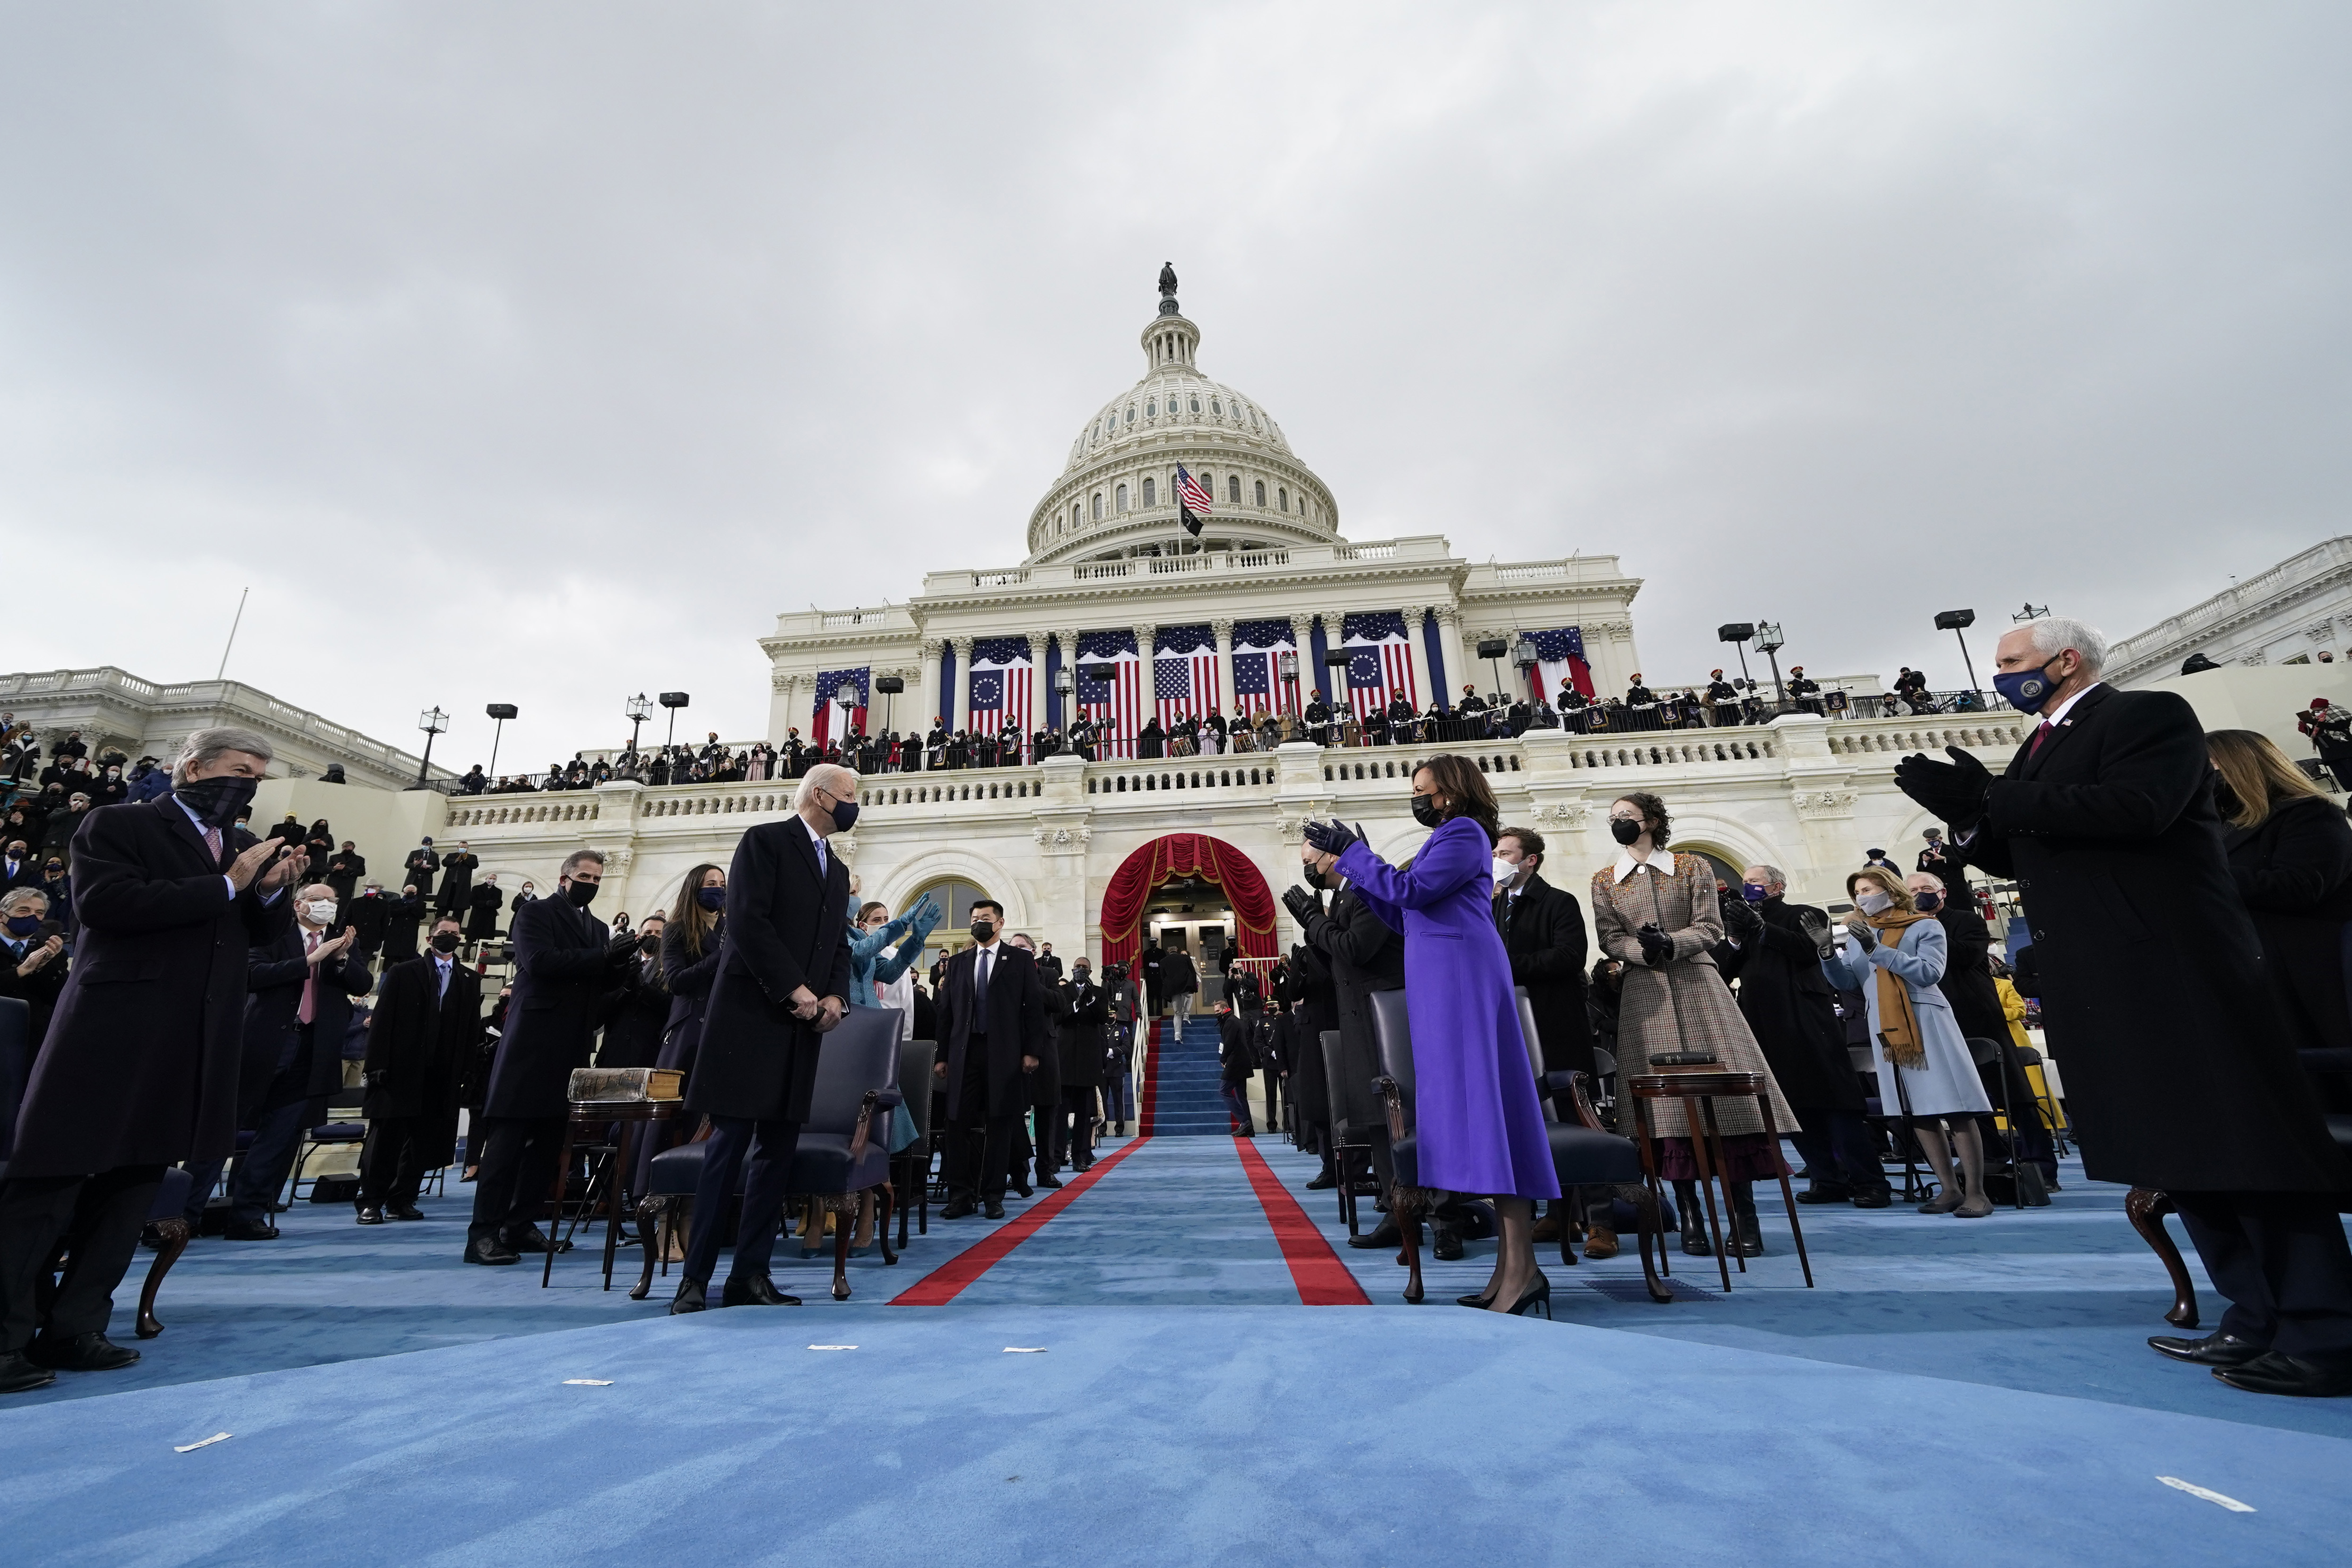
xmin=887 ymin=1135 xmax=1154 ymax=1306
xmin=1233 ymin=1136 xmax=1371 ymax=1306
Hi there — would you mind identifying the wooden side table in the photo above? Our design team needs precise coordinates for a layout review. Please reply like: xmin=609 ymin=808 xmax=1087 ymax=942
xmin=542 ymin=1100 xmax=677 ymax=1290
xmin=1623 ymin=1070 xmax=1814 ymax=1293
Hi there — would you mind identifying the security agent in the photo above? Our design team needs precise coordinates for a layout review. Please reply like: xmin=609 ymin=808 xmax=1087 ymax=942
xmin=0 ymin=727 xmax=300 ymax=1394
xmin=935 ymin=899 xmax=1049 ymax=1220
xmin=1898 ymin=615 xmax=2352 ymax=1397
xmin=359 ymin=915 xmax=482 ymax=1223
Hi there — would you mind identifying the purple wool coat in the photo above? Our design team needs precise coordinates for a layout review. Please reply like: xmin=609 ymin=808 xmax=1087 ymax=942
xmin=1337 ymin=816 xmax=1559 ymax=1200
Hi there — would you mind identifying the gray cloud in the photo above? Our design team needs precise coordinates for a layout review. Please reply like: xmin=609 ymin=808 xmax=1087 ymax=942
xmin=2 ymin=2 xmax=2345 ymax=763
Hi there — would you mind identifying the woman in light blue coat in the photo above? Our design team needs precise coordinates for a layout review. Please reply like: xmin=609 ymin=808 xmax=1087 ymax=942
xmin=1816 ymin=866 xmax=1993 ymax=1217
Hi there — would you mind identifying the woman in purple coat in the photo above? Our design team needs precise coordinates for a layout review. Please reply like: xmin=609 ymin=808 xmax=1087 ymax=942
xmin=1305 ymin=754 xmax=1560 ymax=1316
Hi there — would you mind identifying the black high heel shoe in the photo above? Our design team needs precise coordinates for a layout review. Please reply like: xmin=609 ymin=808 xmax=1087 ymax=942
xmin=1456 ymin=1289 xmax=1497 ymax=1308
xmin=1501 ymin=1273 xmax=1552 ymax=1319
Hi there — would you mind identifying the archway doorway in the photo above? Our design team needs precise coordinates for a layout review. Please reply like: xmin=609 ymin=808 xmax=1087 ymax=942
xmin=1098 ymin=834 xmax=1277 ymax=970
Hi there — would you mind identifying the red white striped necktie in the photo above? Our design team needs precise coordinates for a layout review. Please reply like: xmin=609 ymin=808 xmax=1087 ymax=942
xmin=204 ymin=826 xmax=224 ymax=865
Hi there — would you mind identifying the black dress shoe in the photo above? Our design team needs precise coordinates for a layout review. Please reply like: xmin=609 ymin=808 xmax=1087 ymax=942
xmin=1305 ymin=1172 xmax=1338 ymax=1191
xmin=1012 ymin=1182 xmax=1033 ymax=1199
xmin=2148 ymin=1331 xmax=2268 ymax=1367
xmin=669 ymin=1278 xmax=708 ymax=1315
xmin=2211 ymin=1351 xmax=2352 ymax=1397
xmin=721 ymin=1273 xmax=802 ymax=1307
xmin=387 ymin=1204 xmax=426 ymax=1221
xmin=940 ymin=1197 xmax=977 ymax=1220
xmin=223 ymin=1218 xmax=279 ymax=1240
xmin=1348 ymin=1216 xmax=1402 ymax=1250
xmin=28 ymin=1331 xmax=139 ymax=1372
xmin=1794 ymin=1186 xmax=1851 ymax=1205
xmin=984 ymin=1198 xmax=1006 ymax=1220
xmin=503 ymin=1227 xmax=572 ymax=1254
xmin=1036 ymin=1174 xmax=1064 ymax=1189
xmin=355 ymin=1206 xmax=386 ymax=1226
xmin=465 ymin=1235 xmax=521 ymax=1266
xmin=1849 ymin=1189 xmax=1892 ymax=1209
xmin=0 ymin=1350 xmax=55 ymax=1394
xmin=1431 ymin=1218 xmax=1465 ymax=1262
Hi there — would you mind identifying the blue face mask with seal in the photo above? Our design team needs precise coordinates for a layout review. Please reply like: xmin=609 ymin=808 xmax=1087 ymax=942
xmin=1741 ymin=883 xmax=1769 ymax=903
xmin=1994 ymin=660 xmax=2064 ymax=714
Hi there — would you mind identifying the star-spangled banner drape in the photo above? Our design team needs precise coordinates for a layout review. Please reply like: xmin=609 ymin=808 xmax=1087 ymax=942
xmin=967 ymin=635 xmax=1033 ymax=737
xmin=1072 ymin=628 xmax=1141 ymax=758
xmin=1153 ymin=624 xmax=1218 ymax=730
xmin=811 ymin=666 xmax=869 ymax=749
xmin=1530 ymin=627 xmax=1594 ymax=701
xmin=1229 ymin=618 xmax=1299 ymax=716
xmin=1339 ymin=611 xmax=1416 ymax=720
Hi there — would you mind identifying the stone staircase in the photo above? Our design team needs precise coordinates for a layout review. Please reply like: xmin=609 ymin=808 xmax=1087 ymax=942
xmin=1141 ymin=1016 xmax=1232 ymax=1135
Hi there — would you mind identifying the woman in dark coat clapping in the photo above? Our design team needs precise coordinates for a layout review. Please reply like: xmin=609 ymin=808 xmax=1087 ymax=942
xmin=2208 ymin=729 xmax=2352 ymax=1062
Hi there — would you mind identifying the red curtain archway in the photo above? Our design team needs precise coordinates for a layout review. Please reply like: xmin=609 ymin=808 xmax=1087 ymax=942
xmin=1098 ymin=833 xmax=1278 ymax=965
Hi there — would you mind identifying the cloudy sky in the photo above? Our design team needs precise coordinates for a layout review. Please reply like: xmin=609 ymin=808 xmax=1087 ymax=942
xmin=3 ymin=4 xmax=2346 ymax=767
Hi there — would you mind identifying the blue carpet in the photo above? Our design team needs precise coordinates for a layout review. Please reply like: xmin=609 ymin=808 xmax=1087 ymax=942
xmin=4 ymin=1306 xmax=2342 ymax=1567
xmin=1147 ymin=1017 xmax=1231 ymax=1134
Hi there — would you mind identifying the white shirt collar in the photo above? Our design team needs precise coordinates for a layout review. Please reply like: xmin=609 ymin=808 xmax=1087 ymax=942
xmin=1611 ymin=850 xmax=1665 ymax=884
xmin=2039 ymin=681 xmax=2102 ymax=730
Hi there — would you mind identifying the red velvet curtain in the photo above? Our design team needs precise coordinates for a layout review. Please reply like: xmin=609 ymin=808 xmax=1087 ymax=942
xmin=1098 ymin=833 xmax=1279 ymax=965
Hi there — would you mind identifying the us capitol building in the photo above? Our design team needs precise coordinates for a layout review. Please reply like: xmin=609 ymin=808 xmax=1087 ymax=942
xmin=411 ymin=268 xmax=2022 ymax=969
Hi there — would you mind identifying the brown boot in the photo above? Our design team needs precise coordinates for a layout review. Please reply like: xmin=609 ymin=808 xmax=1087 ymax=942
xmin=1532 ymin=1213 xmax=1563 ymax=1244
xmin=1583 ymin=1226 xmax=1620 ymax=1260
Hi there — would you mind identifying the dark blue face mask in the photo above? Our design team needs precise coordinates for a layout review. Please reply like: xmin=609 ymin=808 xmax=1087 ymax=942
xmin=696 ymin=886 xmax=726 ymax=912
xmin=1741 ymin=883 xmax=1769 ymax=903
xmin=1914 ymin=892 xmax=1942 ymax=912
xmin=1994 ymin=660 xmax=2063 ymax=714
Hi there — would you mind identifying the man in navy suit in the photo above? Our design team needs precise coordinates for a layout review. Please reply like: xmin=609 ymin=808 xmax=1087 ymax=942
xmin=668 ymin=763 xmax=858 ymax=1313
xmin=936 ymin=899 xmax=1048 ymax=1221
xmin=0 ymin=728 xmax=299 ymax=1394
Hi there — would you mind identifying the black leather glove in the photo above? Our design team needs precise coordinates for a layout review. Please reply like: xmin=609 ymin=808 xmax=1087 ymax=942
xmin=1721 ymin=896 xmax=1762 ymax=941
xmin=1280 ymin=885 xmax=1320 ymax=925
xmin=1843 ymin=915 xmax=1877 ymax=952
xmin=1797 ymin=908 xmax=1835 ymax=957
xmin=1636 ymin=922 xmax=1674 ymax=968
xmin=1301 ymin=818 xmax=1359 ymax=857
xmin=1894 ymin=745 xmax=1993 ymax=825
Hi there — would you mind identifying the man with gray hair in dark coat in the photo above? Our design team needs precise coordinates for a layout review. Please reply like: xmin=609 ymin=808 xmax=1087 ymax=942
xmin=0 ymin=727 xmax=299 ymax=1394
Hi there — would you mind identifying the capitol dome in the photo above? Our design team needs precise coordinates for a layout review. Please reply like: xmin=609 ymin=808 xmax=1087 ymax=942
xmin=1024 ymin=268 xmax=1341 ymax=566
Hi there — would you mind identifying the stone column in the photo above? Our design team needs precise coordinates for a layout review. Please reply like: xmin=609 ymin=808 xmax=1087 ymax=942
xmin=1434 ymin=603 xmax=1471 ymax=704
xmin=1289 ymin=612 xmax=1319 ymax=710
xmin=1024 ymin=632 xmax=1048 ymax=740
xmin=1399 ymin=605 xmax=1434 ymax=710
xmin=950 ymin=635 xmax=974 ymax=732
xmin=916 ymin=639 xmax=942 ymax=730
xmin=1058 ymin=628 xmax=1084 ymax=731
xmin=1210 ymin=617 xmax=1239 ymax=718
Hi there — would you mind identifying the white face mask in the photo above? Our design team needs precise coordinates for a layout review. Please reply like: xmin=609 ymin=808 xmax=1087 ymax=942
xmin=303 ymin=899 xmax=338 ymax=926
xmin=1855 ymin=890 xmax=1894 ymax=916
xmin=1492 ymin=855 xmax=1518 ymax=886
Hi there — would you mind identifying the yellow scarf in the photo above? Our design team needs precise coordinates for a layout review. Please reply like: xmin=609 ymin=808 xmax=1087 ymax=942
xmin=1865 ymin=910 xmax=1936 ymax=1070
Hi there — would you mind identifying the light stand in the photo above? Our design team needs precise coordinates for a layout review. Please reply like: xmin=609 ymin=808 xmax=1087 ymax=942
xmin=486 ymin=702 xmax=518 ymax=776
xmin=1934 ymin=610 xmax=1981 ymax=701
xmin=1717 ymin=623 xmax=1757 ymax=693
xmin=415 ymin=705 xmax=448 ymax=789
xmin=659 ymin=691 xmax=690 ymax=750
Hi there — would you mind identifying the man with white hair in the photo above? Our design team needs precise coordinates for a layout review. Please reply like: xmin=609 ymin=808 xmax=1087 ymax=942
xmin=668 ymin=762 xmax=857 ymax=1311
xmin=1897 ymin=617 xmax=2352 ymax=1398
xmin=0 ymin=726 xmax=300 ymax=1393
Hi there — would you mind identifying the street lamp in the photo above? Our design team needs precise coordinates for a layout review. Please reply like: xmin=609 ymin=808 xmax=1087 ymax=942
xmin=485 ymin=702 xmax=517 ymax=777
xmin=625 ymin=693 xmax=652 ymax=756
xmin=415 ymin=705 xmax=448 ymax=788
xmin=658 ymin=691 xmax=690 ymax=749
xmin=1753 ymin=621 xmax=1788 ymax=706
xmin=1512 ymin=632 xmax=1540 ymax=701
xmin=1933 ymin=610 xmax=1981 ymax=700
xmin=1276 ymin=648 xmax=1300 ymax=709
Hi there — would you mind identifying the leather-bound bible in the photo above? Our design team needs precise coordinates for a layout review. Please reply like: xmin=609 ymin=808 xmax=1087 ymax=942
xmin=568 ymin=1067 xmax=684 ymax=1103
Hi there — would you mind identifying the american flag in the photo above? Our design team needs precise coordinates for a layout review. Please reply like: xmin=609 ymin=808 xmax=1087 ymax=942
xmin=966 ymin=636 xmax=1033 ymax=738
xmin=811 ymin=666 xmax=869 ymax=749
xmin=1231 ymin=617 xmax=1297 ymax=715
xmin=1530 ymin=627 xmax=1595 ymax=702
xmin=1154 ymin=624 xmax=1220 ymax=731
xmin=1176 ymin=464 xmax=1212 ymax=537
xmin=1340 ymin=611 xmax=1416 ymax=721
xmin=1073 ymin=629 xmax=1141 ymax=759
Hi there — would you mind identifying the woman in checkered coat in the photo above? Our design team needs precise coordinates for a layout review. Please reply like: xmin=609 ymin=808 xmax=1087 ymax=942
xmin=1592 ymin=790 xmax=1797 ymax=1258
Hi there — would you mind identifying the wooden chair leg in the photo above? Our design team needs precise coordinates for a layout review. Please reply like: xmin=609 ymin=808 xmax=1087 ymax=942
xmin=1395 ymin=1196 xmax=1425 ymax=1305
xmin=1758 ymin=1102 xmax=1814 ymax=1289
xmin=877 ymin=1183 xmax=897 ymax=1266
xmin=628 ymin=1195 xmax=665 ymax=1300
xmin=2126 ymin=1187 xmax=2199 ymax=1329
xmin=541 ymin=1121 xmax=580 ymax=1290
xmin=1631 ymin=1097 xmax=1671 ymax=1279
xmin=1687 ymin=1103 xmax=1733 ymax=1292
xmin=136 ymin=1218 xmax=190 ymax=1339
xmin=1626 ymin=1183 xmax=1672 ymax=1304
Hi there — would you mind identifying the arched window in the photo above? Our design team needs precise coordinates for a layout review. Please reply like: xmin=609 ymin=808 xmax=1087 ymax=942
xmin=905 ymin=878 xmax=994 ymax=957
xmin=1227 ymin=475 xmax=1241 ymax=503
xmin=1092 ymin=493 xmax=1103 ymax=520
xmin=1254 ymin=479 xmax=1267 ymax=507
xmin=1278 ymin=486 xmax=1288 ymax=511
xmin=1117 ymin=483 xmax=1129 ymax=512
xmin=1142 ymin=477 xmax=1156 ymax=506
xmin=1211 ymin=397 xmax=1223 ymax=416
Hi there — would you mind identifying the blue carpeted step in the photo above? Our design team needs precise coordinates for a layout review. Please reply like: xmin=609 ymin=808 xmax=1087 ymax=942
xmin=1146 ymin=1016 xmax=1238 ymax=1136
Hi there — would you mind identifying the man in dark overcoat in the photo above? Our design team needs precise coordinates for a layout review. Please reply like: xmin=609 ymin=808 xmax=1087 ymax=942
xmin=1900 ymin=617 xmax=2352 ymax=1396
xmin=1284 ymin=938 xmax=1339 ymax=1187
xmin=383 ymin=884 xmax=426 ymax=962
xmin=1493 ymin=826 xmax=1594 ymax=1088
xmin=1284 ymin=853 xmax=1406 ymax=1247
xmin=1720 ymin=866 xmax=1884 ymax=1206
xmin=466 ymin=848 xmax=633 ymax=1266
xmin=434 ymin=841 xmax=478 ymax=918
xmin=466 ymin=874 xmax=505 ymax=942
xmin=402 ymin=839 xmax=439 ymax=901
xmin=0 ymin=728 xmax=298 ymax=1393
xmin=218 ymin=882 xmax=371 ymax=1239
xmin=359 ymin=914 xmax=479 ymax=1222
xmin=670 ymin=764 xmax=855 ymax=1311
xmin=1056 ymin=961 xmax=1107 ymax=1173
xmin=936 ymin=898 xmax=1047 ymax=1220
